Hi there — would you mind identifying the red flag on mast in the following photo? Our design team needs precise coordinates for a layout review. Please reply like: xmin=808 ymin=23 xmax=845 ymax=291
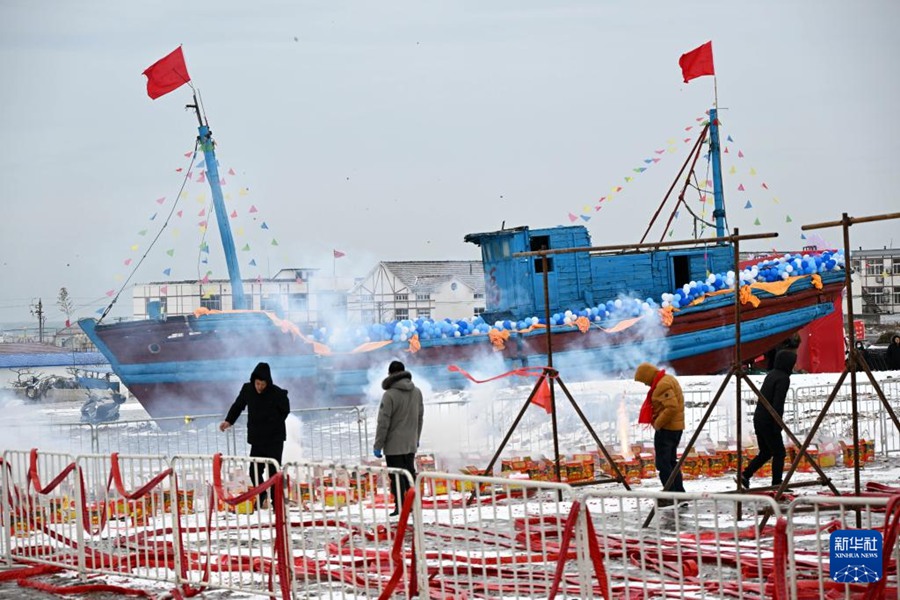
xmin=143 ymin=47 xmax=191 ymax=99
xmin=333 ymin=249 xmax=346 ymax=259
xmin=678 ymin=41 xmax=715 ymax=83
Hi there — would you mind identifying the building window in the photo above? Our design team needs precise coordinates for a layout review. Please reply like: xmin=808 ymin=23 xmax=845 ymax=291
xmin=474 ymin=292 xmax=484 ymax=299
xmin=261 ymin=295 xmax=283 ymax=315
xmin=416 ymin=293 xmax=431 ymax=301
xmin=866 ymin=263 xmax=881 ymax=276
xmin=894 ymin=290 xmax=900 ymax=305
xmin=451 ymin=282 xmax=458 ymax=291
xmin=395 ymin=293 xmax=408 ymax=301
xmin=474 ymin=307 xmax=485 ymax=316
xmin=201 ymin=294 xmax=222 ymax=311
xmin=893 ymin=259 xmax=900 ymax=275
xmin=851 ymin=259 xmax=861 ymax=272
xmin=863 ymin=287 xmax=883 ymax=303
xmin=360 ymin=294 xmax=374 ymax=303
xmin=288 ymin=293 xmax=308 ymax=312
xmin=417 ymin=309 xmax=431 ymax=319
xmin=395 ymin=308 xmax=408 ymax=320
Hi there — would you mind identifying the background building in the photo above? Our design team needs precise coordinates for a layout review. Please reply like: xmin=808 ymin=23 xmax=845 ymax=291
xmin=848 ymin=248 xmax=900 ymax=324
xmin=133 ymin=261 xmax=487 ymax=328
xmin=347 ymin=261 xmax=485 ymax=324
xmin=132 ymin=268 xmax=355 ymax=330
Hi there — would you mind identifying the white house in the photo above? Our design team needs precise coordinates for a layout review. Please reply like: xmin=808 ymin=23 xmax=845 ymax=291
xmin=131 ymin=268 xmax=356 ymax=329
xmin=347 ymin=261 xmax=485 ymax=324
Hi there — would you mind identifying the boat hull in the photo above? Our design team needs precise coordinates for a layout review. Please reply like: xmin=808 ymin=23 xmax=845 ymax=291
xmin=79 ymin=276 xmax=843 ymax=423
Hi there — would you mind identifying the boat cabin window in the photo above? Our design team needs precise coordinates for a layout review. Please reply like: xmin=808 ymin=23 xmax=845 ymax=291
xmin=672 ymin=255 xmax=691 ymax=289
xmin=530 ymin=235 xmax=553 ymax=273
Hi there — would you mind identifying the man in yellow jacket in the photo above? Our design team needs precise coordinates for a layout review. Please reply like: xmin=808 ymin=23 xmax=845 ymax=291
xmin=634 ymin=362 xmax=686 ymax=497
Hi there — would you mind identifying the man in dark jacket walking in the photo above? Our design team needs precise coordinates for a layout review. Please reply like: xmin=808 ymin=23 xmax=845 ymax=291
xmin=374 ymin=360 xmax=424 ymax=516
xmin=887 ymin=334 xmax=900 ymax=371
xmin=219 ymin=362 xmax=290 ymax=508
xmin=742 ymin=350 xmax=797 ymax=488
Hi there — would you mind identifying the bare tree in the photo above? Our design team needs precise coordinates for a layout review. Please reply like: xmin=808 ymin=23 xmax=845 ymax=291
xmin=57 ymin=287 xmax=74 ymax=327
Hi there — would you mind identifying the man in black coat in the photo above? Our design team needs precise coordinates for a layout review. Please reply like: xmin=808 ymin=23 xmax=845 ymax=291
xmin=887 ymin=334 xmax=900 ymax=371
xmin=741 ymin=350 xmax=797 ymax=488
xmin=219 ymin=362 xmax=290 ymax=507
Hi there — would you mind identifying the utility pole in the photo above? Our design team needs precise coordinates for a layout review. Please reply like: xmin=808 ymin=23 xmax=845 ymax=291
xmin=30 ymin=298 xmax=45 ymax=343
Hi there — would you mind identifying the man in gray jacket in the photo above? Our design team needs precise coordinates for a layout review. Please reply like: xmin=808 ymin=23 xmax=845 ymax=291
xmin=373 ymin=360 xmax=424 ymax=516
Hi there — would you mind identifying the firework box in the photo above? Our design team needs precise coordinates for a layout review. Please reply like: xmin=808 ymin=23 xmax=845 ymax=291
xmin=528 ymin=458 xmax=558 ymax=482
xmin=572 ymin=453 xmax=595 ymax=469
xmin=639 ymin=453 xmax=657 ymax=479
xmin=216 ymin=480 xmax=256 ymax=514
xmin=839 ymin=440 xmax=866 ymax=467
xmin=320 ymin=486 xmax=351 ymax=507
xmin=680 ymin=450 xmax=702 ymax=480
xmin=506 ymin=471 xmax=535 ymax=498
xmin=454 ymin=466 xmax=488 ymax=492
xmin=501 ymin=456 xmax=532 ymax=474
xmin=621 ymin=459 xmax=642 ymax=484
xmin=800 ymin=446 xmax=818 ymax=473
xmin=86 ymin=501 xmax=105 ymax=526
xmin=48 ymin=496 xmax=76 ymax=524
xmin=162 ymin=490 xmax=195 ymax=514
xmin=586 ymin=450 xmax=608 ymax=478
xmin=416 ymin=453 xmax=436 ymax=473
xmin=563 ymin=459 xmax=592 ymax=483
xmin=817 ymin=443 xmax=839 ymax=468
xmin=428 ymin=478 xmax=452 ymax=495
xmin=604 ymin=454 xmax=624 ymax=478
xmin=289 ymin=481 xmax=314 ymax=505
xmin=108 ymin=498 xmax=151 ymax=525
xmin=705 ymin=451 xmax=726 ymax=477
xmin=862 ymin=439 xmax=875 ymax=462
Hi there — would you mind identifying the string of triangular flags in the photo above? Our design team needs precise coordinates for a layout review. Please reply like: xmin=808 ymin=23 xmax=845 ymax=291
xmin=98 ymin=151 xmax=288 ymax=313
xmin=661 ymin=123 xmax=804 ymax=244
xmin=565 ymin=116 xmax=706 ymax=224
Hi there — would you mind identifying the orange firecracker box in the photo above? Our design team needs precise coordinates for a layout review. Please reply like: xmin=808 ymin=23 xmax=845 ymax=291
xmin=416 ymin=454 xmax=437 ymax=472
xmin=604 ymin=454 xmax=624 ymax=478
xmin=162 ymin=490 xmax=195 ymax=514
xmin=798 ymin=447 xmax=817 ymax=473
xmin=48 ymin=497 xmax=76 ymax=524
xmin=454 ymin=466 xmax=488 ymax=492
xmin=680 ymin=453 xmax=702 ymax=480
xmin=528 ymin=459 xmax=558 ymax=482
xmin=706 ymin=452 xmax=726 ymax=477
xmin=587 ymin=450 xmax=608 ymax=478
xmin=639 ymin=453 xmax=657 ymax=479
xmin=621 ymin=459 xmax=642 ymax=485
xmin=563 ymin=459 xmax=592 ymax=483
xmin=572 ymin=453 xmax=595 ymax=467
xmin=839 ymin=441 xmax=868 ymax=467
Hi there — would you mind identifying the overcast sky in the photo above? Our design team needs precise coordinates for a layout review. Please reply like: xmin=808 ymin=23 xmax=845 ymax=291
xmin=1 ymin=1 xmax=897 ymax=327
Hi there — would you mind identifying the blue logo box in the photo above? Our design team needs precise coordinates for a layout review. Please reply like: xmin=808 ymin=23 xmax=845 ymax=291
xmin=830 ymin=529 xmax=882 ymax=583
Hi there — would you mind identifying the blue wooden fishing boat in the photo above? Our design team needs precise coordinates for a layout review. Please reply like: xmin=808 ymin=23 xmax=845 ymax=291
xmin=79 ymin=102 xmax=845 ymax=422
